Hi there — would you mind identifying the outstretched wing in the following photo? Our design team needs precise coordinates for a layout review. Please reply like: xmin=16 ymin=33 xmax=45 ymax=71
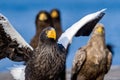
xmin=75 ymin=9 xmax=105 ymax=36
xmin=71 ymin=48 xmax=86 ymax=80
xmin=0 ymin=13 xmax=33 ymax=61
xmin=58 ymin=9 xmax=106 ymax=49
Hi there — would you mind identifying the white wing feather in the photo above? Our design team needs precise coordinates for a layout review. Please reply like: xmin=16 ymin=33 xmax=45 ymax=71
xmin=58 ymin=9 xmax=106 ymax=49
xmin=0 ymin=13 xmax=33 ymax=50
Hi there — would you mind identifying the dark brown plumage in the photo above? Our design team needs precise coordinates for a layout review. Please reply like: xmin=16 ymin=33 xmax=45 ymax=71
xmin=30 ymin=11 xmax=53 ymax=49
xmin=50 ymin=9 xmax=63 ymax=39
xmin=71 ymin=23 xmax=112 ymax=80
xmin=0 ymin=23 xmax=7 ymax=59
xmin=25 ymin=27 xmax=66 ymax=80
xmin=50 ymin=9 xmax=67 ymax=80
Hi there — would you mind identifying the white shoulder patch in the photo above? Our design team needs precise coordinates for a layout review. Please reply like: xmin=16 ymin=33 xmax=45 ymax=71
xmin=10 ymin=65 xmax=25 ymax=80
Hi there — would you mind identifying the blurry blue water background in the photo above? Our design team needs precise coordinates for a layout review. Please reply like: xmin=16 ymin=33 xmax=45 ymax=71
xmin=0 ymin=0 xmax=120 ymax=71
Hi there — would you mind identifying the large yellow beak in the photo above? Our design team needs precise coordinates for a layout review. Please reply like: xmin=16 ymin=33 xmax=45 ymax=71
xmin=39 ymin=13 xmax=47 ymax=21
xmin=51 ymin=10 xmax=58 ymax=18
xmin=46 ymin=29 xmax=56 ymax=40
xmin=97 ymin=26 xmax=103 ymax=34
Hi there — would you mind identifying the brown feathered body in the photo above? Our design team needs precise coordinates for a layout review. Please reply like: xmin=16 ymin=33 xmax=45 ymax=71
xmin=71 ymin=23 xmax=112 ymax=80
xmin=50 ymin=9 xmax=67 ymax=80
xmin=30 ymin=11 xmax=53 ymax=49
xmin=25 ymin=27 xmax=66 ymax=80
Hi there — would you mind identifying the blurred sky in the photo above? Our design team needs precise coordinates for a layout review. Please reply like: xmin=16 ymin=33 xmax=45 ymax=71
xmin=0 ymin=0 xmax=120 ymax=71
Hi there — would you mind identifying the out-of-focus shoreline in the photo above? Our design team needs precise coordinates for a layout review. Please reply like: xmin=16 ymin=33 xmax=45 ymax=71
xmin=0 ymin=66 xmax=120 ymax=80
